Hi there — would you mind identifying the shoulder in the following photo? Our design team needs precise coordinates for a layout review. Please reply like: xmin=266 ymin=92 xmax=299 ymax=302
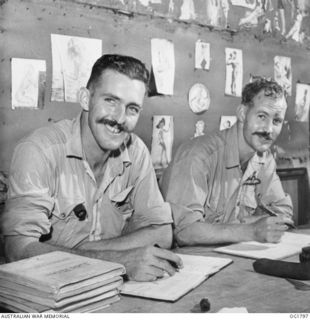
xmin=22 ymin=119 xmax=73 ymax=149
xmin=174 ymin=130 xmax=226 ymax=164
xmin=13 ymin=119 xmax=74 ymax=165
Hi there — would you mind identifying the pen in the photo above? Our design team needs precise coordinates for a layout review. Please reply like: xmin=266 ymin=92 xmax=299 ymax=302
xmin=258 ymin=204 xmax=296 ymax=229
xmin=154 ymin=244 xmax=180 ymax=271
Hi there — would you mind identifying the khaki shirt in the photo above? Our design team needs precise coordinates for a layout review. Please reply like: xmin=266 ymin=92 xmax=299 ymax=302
xmin=161 ymin=124 xmax=293 ymax=235
xmin=2 ymin=113 xmax=172 ymax=248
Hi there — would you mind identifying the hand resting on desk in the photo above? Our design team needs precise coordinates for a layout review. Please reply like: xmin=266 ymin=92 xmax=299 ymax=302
xmin=118 ymin=246 xmax=183 ymax=282
xmin=250 ymin=216 xmax=288 ymax=243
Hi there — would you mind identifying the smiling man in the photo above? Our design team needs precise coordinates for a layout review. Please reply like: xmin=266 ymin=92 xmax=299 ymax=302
xmin=161 ymin=78 xmax=293 ymax=246
xmin=1 ymin=54 xmax=182 ymax=281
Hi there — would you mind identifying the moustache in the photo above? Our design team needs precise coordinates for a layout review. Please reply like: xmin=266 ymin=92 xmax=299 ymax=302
xmin=252 ymin=132 xmax=273 ymax=140
xmin=97 ymin=118 xmax=126 ymax=132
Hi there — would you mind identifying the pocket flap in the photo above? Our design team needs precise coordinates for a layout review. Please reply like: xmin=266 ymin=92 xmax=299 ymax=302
xmin=110 ymin=186 xmax=134 ymax=203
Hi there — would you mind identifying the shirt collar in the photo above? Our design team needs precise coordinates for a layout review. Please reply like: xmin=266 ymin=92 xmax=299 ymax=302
xmin=66 ymin=112 xmax=84 ymax=160
xmin=224 ymin=124 xmax=240 ymax=169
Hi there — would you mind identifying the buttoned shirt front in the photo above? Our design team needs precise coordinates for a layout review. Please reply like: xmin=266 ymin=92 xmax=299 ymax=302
xmin=161 ymin=124 xmax=293 ymax=235
xmin=2 ymin=113 xmax=172 ymax=248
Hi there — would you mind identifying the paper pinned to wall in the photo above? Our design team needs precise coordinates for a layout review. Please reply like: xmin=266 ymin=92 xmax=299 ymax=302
xmin=195 ymin=40 xmax=210 ymax=70
xmin=151 ymin=38 xmax=175 ymax=95
xmin=51 ymin=34 xmax=102 ymax=103
xmin=179 ymin=0 xmax=196 ymax=20
xmin=274 ymin=55 xmax=292 ymax=96
xmin=230 ymin=0 xmax=256 ymax=10
xmin=225 ymin=48 xmax=243 ymax=97
xmin=11 ymin=58 xmax=46 ymax=110
xmin=219 ymin=115 xmax=237 ymax=131
xmin=295 ymin=83 xmax=310 ymax=122
xmin=151 ymin=115 xmax=174 ymax=170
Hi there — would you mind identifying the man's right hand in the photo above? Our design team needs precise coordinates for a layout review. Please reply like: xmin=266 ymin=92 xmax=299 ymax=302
xmin=251 ymin=216 xmax=288 ymax=243
xmin=119 ymin=246 xmax=183 ymax=282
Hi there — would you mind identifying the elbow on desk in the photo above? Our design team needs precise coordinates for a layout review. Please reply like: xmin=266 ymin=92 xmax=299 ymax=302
xmin=4 ymin=235 xmax=37 ymax=262
xmin=153 ymin=224 xmax=173 ymax=249
xmin=174 ymin=227 xmax=196 ymax=247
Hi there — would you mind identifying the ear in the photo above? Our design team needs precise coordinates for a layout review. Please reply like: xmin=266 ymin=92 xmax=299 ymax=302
xmin=79 ymin=87 xmax=90 ymax=111
xmin=236 ymin=104 xmax=248 ymax=123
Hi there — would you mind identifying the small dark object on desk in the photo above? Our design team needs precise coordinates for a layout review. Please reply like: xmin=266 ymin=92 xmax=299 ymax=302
xmin=200 ymin=298 xmax=211 ymax=312
xmin=300 ymin=246 xmax=310 ymax=263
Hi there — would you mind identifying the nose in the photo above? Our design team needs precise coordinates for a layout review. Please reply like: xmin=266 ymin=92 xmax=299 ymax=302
xmin=264 ymin=119 xmax=273 ymax=134
xmin=114 ymin=103 xmax=126 ymax=124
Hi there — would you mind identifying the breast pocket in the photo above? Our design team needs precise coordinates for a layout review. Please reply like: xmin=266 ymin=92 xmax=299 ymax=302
xmin=50 ymin=197 xmax=88 ymax=248
xmin=110 ymin=185 xmax=134 ymax=220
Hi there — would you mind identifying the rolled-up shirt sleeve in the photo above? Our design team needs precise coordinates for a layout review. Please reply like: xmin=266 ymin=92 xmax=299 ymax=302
xmin=1 ymin=142 xmax=54 ymax=238
xmin=258 ymin=157 xmax=293 ymax=221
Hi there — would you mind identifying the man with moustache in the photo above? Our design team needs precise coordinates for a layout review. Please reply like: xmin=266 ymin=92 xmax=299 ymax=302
xmin=1 ymin=54 xmax=182 ymax=281
xmin=161 ymin=78 xmax=293 ymax=246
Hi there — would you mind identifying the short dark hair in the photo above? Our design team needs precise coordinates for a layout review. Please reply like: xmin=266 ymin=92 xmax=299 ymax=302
xmin=242 ymin=78 xmax=285 ymax=108
xmin=86 ymin=54 xmax=150 ymax=92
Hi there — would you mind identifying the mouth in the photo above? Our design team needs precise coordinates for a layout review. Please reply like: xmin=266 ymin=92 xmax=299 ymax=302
xmin=98 ymin=119 xmax=125 ymax=136
xmin=253 ymin=132 xmax=273 ymax=143
xmin=105 ymin=123 xmax=122 ymax=135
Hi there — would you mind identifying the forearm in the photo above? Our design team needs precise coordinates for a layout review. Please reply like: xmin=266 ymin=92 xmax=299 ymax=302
xmin=175 ymin=221 xmax=254 ymax=246
xmin=4 ymin=235 xmax=145 ymax=268
xmin=77 ymin=224 xmax=173 ymax=251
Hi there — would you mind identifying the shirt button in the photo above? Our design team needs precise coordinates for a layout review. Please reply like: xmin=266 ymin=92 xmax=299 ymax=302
xmin=60 ymin=213 xmax=66 ymax=218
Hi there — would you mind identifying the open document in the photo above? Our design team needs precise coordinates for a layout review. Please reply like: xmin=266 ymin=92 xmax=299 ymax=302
xmin=214 ymin=232 xmax=310 ymax=260
xmin=121 ymin=254 xmax=232 ymax=301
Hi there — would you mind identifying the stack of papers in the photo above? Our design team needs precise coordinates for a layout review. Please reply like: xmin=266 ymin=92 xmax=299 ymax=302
xmin=0 ymin=251 xmax=125 ymax=313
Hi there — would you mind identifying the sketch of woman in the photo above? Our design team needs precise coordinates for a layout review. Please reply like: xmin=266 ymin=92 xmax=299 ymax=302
xmin=156 ymin=118 xmax=169 ymax=167
xmin=226 ymin=51 xmax=238 ymax=96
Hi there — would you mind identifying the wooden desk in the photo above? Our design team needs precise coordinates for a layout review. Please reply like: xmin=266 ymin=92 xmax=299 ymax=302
xmin=1 ymin=231 xmax=310 ymax=313
xmin=103 ymin=235 xmax=310 ymax=313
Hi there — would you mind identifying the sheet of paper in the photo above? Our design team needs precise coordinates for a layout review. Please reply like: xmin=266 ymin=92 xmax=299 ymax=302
xmin=225 ymin=48 xmax=243 ymax=97
xmin=121 ymin=254 xmax=232 ymax=301
xmin=294 ymin=83 xmax=310 ymax=122
xmin=195 ymin=40 xmax=210 ymax=70
xmin=214 ymin=232 xmax=310 ymax=260
xmin=274 ymin=55 xmax=292 ymax=96
xmin=151 ymin=115 xmax=174 ymax=170
xmin=151 ymin=38 xmax=175 ymax=95
xmin=51 ymin=34 xmax=102 ymax=102
xmin=11 ymin=58 xmax=46 ymax=109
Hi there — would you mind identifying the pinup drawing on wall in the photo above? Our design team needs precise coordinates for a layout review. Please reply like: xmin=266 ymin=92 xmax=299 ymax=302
xmin=219 ymin=115 xmax=237 ymax=131
xmin=193 ymin=120 xmax=205 ymax=138
xmin=151 ymin=116 xmax=174 ymax=170
xmin=225 ymin=48 xmax=243 ymax=97
xmin=179 ymin=0 xmax=196 ymax=20
xmin=51 ymin=34 xmax=102 ymax=102
xmin=286 ymin=8 xmax=304 ymax=43
xmin=151 ymin=38 xmax=175 ymax=95
xmin=206 ymin=0 xmax=230 ymax=28
xmin=295 ymin=83 xmax=310 ymax=122
xmin=11 ymin=58 xmax=46 ymax=109
xmin=274 ymin=55 xmax=292 ymax=96
xmin=195 ymin=40 xmax=210 ymax=70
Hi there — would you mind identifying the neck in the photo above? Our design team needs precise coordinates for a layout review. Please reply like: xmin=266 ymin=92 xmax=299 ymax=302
xmin=237 ymin=122 xmax=255 ymax=167
xmin=80 ymin=112 xmax=110 ymax=170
